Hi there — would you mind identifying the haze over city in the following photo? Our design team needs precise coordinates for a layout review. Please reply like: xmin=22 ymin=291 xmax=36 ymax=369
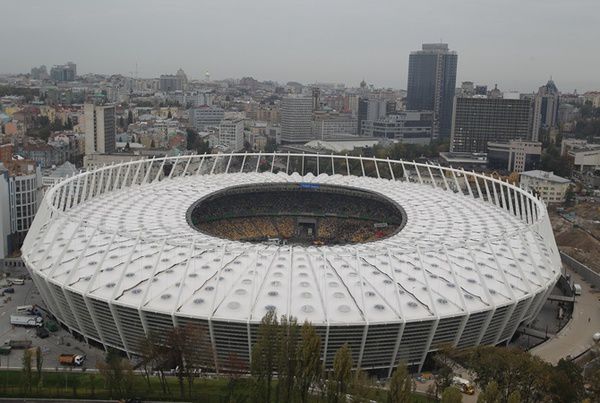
xmin=2 ymin=0 xmax=600 ymax=91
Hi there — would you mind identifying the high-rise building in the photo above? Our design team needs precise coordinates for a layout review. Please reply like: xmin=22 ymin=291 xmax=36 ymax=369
xmin=30 ymin=65 xmax=48 ymax=80
xmin=450 ymin=95 xmax=536 ymax=153
xmin=281 ymin=96 xmax=313 ymax=143
xmin=219 ymin=118 xmax=245 ymax=151
xmin=84 ymin=103 xmax=116 ymax=155
xmin=534 ymin=79 xmax=560 ymax=130
xmin=50 ymin=62 xmax=77 ymax=82
xmin=159 ymin=69 xmax=187 ymax=92
xmin=406 ymin=43 xmax=457 ymax=137
xmin=0 ymin=159 xmax=42 ymax=258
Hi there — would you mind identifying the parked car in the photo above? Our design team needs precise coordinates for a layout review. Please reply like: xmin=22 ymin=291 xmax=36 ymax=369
xmin=36 ymin=327 xmax=49 ymax=338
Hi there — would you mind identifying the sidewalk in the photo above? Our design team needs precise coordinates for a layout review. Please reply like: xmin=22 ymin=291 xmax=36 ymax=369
xmin=530 ymin=267 xmax=600 ymax=364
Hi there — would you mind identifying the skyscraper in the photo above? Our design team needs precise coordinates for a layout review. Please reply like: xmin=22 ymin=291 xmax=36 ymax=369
xmin=281 ymin=96 xmax=313 ymax=143
xmin=534 ymin=79 xmax=560 ymax=130
xmin=84 ymin=103 xmax=116 ymax=155
xmin=406 ymin=43 xmax=458 ymax=137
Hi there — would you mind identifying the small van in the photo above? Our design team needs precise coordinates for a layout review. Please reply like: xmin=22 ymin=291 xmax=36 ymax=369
xmin=573 ymin=283 xmax=582 ymax=296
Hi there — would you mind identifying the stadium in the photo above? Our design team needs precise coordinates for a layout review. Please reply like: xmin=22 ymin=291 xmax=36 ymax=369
xmin=21 ymin=153 xmax=561 ymax=374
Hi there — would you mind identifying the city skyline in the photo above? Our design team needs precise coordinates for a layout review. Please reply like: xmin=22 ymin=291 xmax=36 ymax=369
xmin=2 ymin=0 xmax=600 ymax=92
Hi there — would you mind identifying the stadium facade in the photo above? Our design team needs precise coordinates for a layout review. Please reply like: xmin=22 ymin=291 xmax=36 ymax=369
xmin=21 ymin=153 xmax=561 ymax=374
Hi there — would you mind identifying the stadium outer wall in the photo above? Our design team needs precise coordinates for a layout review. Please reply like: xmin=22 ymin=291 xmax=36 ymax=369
xmin=21 ymin=153 xmax=561 ymax=375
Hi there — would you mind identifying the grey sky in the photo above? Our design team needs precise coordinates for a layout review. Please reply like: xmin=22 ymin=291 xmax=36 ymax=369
xmin=2 ymin=0 xmax=599 ymax=92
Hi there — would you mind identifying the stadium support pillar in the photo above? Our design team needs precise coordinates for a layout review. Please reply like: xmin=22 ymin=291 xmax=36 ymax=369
xmin=357 ymin=323 xmax=369 ymax=368
xmin=388 ymin=322 xmax=406 ymax=378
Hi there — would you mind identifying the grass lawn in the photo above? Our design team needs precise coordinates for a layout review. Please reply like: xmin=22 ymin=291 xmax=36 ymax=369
xmin=0 ymin=370 xmax=434 ymax=402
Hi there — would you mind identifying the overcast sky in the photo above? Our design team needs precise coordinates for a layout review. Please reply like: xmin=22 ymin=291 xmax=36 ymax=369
xmin=2 ymin=0 xmax=599 ymax=92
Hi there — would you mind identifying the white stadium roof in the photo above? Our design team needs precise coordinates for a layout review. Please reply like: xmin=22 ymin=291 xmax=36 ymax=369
xmin=24 ymin=162 xmax=559 ymax=326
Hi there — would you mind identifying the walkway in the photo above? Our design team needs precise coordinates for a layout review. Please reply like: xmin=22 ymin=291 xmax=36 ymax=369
xmin=530 ymin=266 xmax=600 ymax=364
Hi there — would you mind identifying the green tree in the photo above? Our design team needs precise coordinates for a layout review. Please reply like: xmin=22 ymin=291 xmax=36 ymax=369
xmin=477 ymin=381 xmax=500 ymax=403
xmin=127 ymin=110 xmax=133 ymax=125
xmin=388 ymin=363 xmax=413 ymax=403
xmin=35 ymin=346 xmax=43 ymax=390
xmin=507 ymin=390 xmax=521 ymax=403
xmin=350 ymin=369 xmax=376 ymax=403
xmin=297 ymin=321 xmax=322 ymax=403
xmin=441 ymin=386 xmax=463 ymax=403
xmin=251 ymin=309 xmax=279 ymax=403
xmin=276 ymin=315 xmax=300 ymax=403
xmin=549 ymin=359 xmax=584 ymax=403
xmin=97 ymin=348 xmax=126 ymax=399
xmin=587 ymin=367 xmax=600 ymax=402
xmin=328 ymin=343 xmax=353 ymax=403
xmin=89 ymin=373 xmax=96 ymax=398
xmin=22 ymin=348 xmax=33 ymax=393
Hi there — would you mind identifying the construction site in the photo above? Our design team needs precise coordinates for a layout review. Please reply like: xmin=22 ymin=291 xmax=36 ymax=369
xmin=551 ymin=198 xmax=600 ymax=274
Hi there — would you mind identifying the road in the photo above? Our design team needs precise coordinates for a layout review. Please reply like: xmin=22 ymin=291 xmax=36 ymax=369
xmin=530 ymin=266 xmax=600 ymax=364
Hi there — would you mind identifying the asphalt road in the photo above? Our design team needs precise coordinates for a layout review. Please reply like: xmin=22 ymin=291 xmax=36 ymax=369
xmin=530 ymin=266 xmax=600 ymax=364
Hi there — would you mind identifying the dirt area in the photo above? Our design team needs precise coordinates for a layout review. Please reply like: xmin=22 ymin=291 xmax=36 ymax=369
xmin=550 ymin=200 xmax=600 ymax=274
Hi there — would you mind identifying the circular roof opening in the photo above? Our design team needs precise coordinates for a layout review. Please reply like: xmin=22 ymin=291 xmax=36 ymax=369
xmin=187 ymin=182 xmax=406 ymax=246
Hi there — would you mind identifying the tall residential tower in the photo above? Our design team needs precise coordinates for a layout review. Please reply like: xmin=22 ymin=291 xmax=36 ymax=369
xmin=281 ymin=96 xmax=313 ymax=143
xmin=84 ymin=103 xmax=116 ymax=155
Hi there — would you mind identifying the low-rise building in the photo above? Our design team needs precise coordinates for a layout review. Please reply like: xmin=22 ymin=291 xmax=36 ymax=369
xmin=312 ymin=111 xmax=357 ymax=138
xmin=361 ymin=111 xmax=433 ymax=144
xmin=487 ymin=140 xmax=541 ymax=173
xmin=520 ymin=170 xmax=570 ymax=204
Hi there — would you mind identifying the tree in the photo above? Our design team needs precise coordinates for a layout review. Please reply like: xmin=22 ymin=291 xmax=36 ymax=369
xmin=276 ymin=315 xmax=300 ymax=403
xmin=297 ymin=321 xmax=322 ymax=403
xmin=328 ymin=343 xmax=353 ymax=403
xmin=127 ymin=110 xmax=133 ymax=125
xmin=22 ymin=348 xmax=33 ymax=394
xmin=251 ymin=309 xmax=279 ymax=403
xmin=225 ymin=353 xmax=246 ymax=401
xmin=96 ymin=348 xmax=133 ymax=399
xmin=549 ymin=359 xmax=584 ymax=403
xmin=441 ymin=386 xmax=463 ymax=403
xmin=564 ymin=186 xmax=576 ymax=207
xmin=507 ymin=390 xmax=521 ymax=403
xmin=477 ymin=381 xmax=500 ymax=403
xmin=89 ymin=373 xmax=96 ymax=398
xmin=587 ymin=367 xmax=600 ymax=402
xmin=35 ymin=346 xmax=43 ymax=390
xmin=388 ymin=363 xmax=413 ymax=403
xmin=167 ymin=110 xmax=172 ymax=119
xmin=350 ymin=369 xmax=376 ymax=403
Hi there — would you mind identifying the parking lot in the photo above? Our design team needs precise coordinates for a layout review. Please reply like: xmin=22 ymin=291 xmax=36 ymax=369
xmin=0 ymin=277 xmax=105 ymax=370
